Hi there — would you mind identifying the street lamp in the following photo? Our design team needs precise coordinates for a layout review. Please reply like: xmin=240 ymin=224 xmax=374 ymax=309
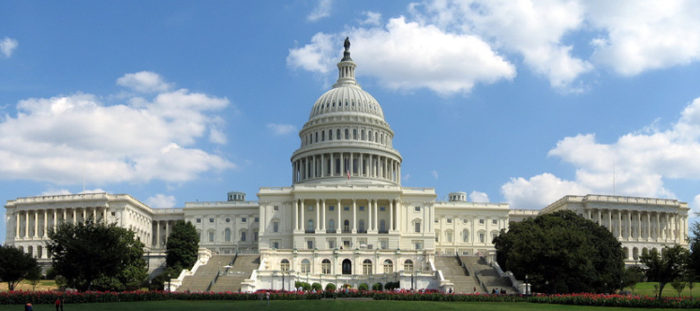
xmin=524 ymin=274 xmax=529 ymax=295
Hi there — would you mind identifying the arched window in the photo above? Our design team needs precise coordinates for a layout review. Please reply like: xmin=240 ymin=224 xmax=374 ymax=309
xmin=633 ymin=247 xmax=639 ymax=260
xmin=404 ymin=260 xmax=414 ymax=272
xmin=478 ymin=231 xmax=485 ymax=243
xmin=27 ymin=246 xmax=33 ymax=257
xmin=344 ymin=219 xmax=350 ymax=232
xmin=225 ymin=228 xmax=231 ymax=242
xmin=383 ymin=259 xmax=393 ymax=273
xmin=623 ymin=247 xmax=629 ymax=260
xmin=322 ymin=259 xmax=331 ymax=275
xmin=336 ymin=129 xmax=341 ymax=140
xmin=328 ymin=129 xmax=333 ymax=140
xmin=37 ymin=246 xmax=43 ymax=259
xmin=345 ymin=129 xmax=349 ymax=139
xmin=363 ymin=259 xmax=372 ymax=275
xmin=368 ymin=131 xmax=373 ymax=141
xmin=281 ymin=259 xmax=290 ymax=272
xmin=414 ymin=221 xmax=421 ymax=233
xmin=301 ymin=259 xmax=311 ymax=274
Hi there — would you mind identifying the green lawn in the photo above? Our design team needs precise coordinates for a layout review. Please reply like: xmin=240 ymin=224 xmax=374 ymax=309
xmin=627 ymin=282 xmax=700 ymax=297
xmin=0 ymin=300 xmax=688 ymax=311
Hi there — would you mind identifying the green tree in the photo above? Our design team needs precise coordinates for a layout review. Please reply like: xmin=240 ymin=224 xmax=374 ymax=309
xmin=689 ymin=222 xmax=700 ymax=281
xmin=622 ymin=266 xmax=645 ymax=294
xmin=46 ymin=221 xmax=147 ymax=291
xmin=494 ymin=210 xmax=624 ymax=294
xmin=0 ymin=245 xmax=39 ymax=291
xmin=27 ymin=265 xmax=42 ymax=291
xmin=640 ymin=245 xmax=689 ymax=299
xmin=166 ymin=220 xmax=200 ymax=272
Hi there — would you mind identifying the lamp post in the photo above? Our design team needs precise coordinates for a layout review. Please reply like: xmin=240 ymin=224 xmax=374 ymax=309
xmin=524 ymin=274 xmax=529 ymax=295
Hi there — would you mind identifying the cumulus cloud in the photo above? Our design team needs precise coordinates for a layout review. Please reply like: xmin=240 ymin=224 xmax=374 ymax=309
xmin=503 ymin=97 xmax=700 ymax=209
xmin=291 ymin=0 xmax=700 ymax=93
xmin=0 ymin=72 xmax=234 ymax=185
xmin=692 ymin=194 xmax=700 ymax=216
xmin=0 ymin=37 xmax=18 ymax=58
xmin=117 ymin=71 xmax=173 ymax=93
xmin=469 ymin=191 xmax=490 ymax=203
xmin=267 ymin=123 xmax=296 ymax=136
xmin=288 ymin=17 xmax=515 ymax=95
xmin=146 ymin=194 xmax=177 ymax=208
xmin=307 ymin=0 xmax=333 ymax=22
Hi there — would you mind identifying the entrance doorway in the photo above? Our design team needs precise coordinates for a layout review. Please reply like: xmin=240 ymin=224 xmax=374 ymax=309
xmin=342 ymin=259 xmax=352 ymax=274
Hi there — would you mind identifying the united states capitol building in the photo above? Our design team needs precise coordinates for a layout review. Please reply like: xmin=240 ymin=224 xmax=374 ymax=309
xmin=3 ymin=40 xmax=690 ymax=292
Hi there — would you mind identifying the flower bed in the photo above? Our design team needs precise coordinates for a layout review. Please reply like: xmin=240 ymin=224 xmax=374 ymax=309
xmin=1 ymin=290 xmax=699 ymax=308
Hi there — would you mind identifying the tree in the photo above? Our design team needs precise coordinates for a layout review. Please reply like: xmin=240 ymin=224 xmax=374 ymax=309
xmin=622 ymin=266 xmax=645 ymax=294
xmin=27 ymin=266 xmax=42 ymax=291
xmin=689 ymin=222 xmax=700 ymax=281
xmin=640 ymin=245 xmax=689 ymax=299
xmin=46 ymin=221 xmax=147 ymax=291
xmin=494 ymin=210 xmax=624 ymax=294
xmin=0 ymin=245 xmax=39 ymax=291
xmin=166 ymin=220 xmax=200 ymax=272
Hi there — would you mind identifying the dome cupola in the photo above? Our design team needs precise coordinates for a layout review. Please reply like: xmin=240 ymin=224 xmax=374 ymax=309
xmin=291 ymin=38 xmax=402 ymax=186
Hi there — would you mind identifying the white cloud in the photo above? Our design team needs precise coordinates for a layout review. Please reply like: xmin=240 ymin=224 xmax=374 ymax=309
xmin=361 ymin=11 xmax=382 ymax=26
xmin=267 ymin=123 xmax=296 ymax=136
xmin=503 ymin=96 xmax=700 ymax=210
xmin=0 ymin=72 xmax=234 ymax=185
xmin=587 ymin=0 xmax=700 ymax=76
xmin=403 ymin=173 xmax=411 ymax=181
xmin=146 ymin=194 xmax=177 ymax=208
xmin=469 ymin=191 xmax=490 ymax=203
xmin=431 ymin=170 xmax=439 ymax=179
xmin=692 ymin=194 xmax=700 ymax=216
xmin=288 ymin=17 xmax=515 ymax=95
xmin=0 ymin=37 xmax=18 ymax=58
xmin=307 ymin=0 xmax=333 ymax=22
xmin=117 ymin=71 xmax=173 ymax=93
xmin=41 ymin=189 xmax=72 ymax=196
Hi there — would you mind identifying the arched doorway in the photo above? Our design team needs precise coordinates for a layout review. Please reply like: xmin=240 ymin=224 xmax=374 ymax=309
xmin=342 ymin=259 xmax=352 ymax=274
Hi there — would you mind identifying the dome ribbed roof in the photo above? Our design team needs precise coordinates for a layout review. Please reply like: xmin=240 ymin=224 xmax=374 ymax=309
xmin=309 ymin=85 xmax=384 ymax=119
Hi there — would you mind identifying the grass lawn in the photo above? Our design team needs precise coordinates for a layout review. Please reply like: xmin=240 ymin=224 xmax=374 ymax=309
xmin=627 ymin=282 xmax=700 ymax=298
xmin=0 ymin=280 xmax=57 ymax=292
xmin=0 ymin=300 xmax=688 ymax=311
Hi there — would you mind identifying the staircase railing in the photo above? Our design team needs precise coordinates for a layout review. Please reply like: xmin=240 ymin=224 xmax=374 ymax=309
xmin=206 ymin=252 xmax=238 ymax=292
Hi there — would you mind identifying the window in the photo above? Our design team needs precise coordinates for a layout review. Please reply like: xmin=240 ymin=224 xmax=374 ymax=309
xmin=225 ymin=218 xmax=231 ymax=223
xmin=301 ymin=259 xmax=310 ymax=274
xmin=281 ymin=259 xmax=290 ymax=272
xmin=274 ymin=206 xmax=279 ymax=211
xmin=255 ymin=217 xmax=259 ymax=223
xmin=225 ymin=228 xmax=231 ymax=242
xmin=328 ymin=239 xmax=336 ymax=249
xmin=358 ymin=220 xmax=365 ymax=233
xmin=380 ymin=239 xmax=388 ymax=249
xmin=209 ymin=231 xmax=214 ymax=242
xmin=307 ymin=240 xmax=314 ymax=249
xmin=322 ymin=131 xmax=325 ymax=141
xmin=345 ymin=129 xmax=349 ymax=139
xmin=307 ymin=219 xmax=314 ymax=232
xmin=492 ymin=219 xmax=497 ymax=225
xmin=273 ymin=221 xmax=279 ymax=233
xmin=329 ymin=219 xmax=335 ymax=232
xmin=479 ymin=219 xmax=485 ymax=224
xmin=329 ymin=129 xmax=333 ymax=140
xmin=353 ymin=129 xmax=357 ymax=139
xmin=404 ymin=260 xmax=414 ymax=272
xmin=363 ymin=259 xmax=372 ymax=275
xmin=462 ymin=229 xmax=469 ymax=242
xmin=359 ymin=206 xmax=365 ymax=211
xmin=322 ymin=259 xmax=331 ymax=274
xmin=413 ymin=241 xmax=423 ymax=250
xmin=196 ymin=218 xmax=201 ymax=223
xmin=315 ymin=132 xmax=318 ymax=142
xmin=241 ymin=232 xmax=246 ymax=241
xmin=272 ymin=241 xmax=280 ymax=249
xmin=344 ymin=219 xmax=350 ymax=232
xmin=414 ymin=222 xmax=421 ymax=233
xmin=380 ymin=207 xmax=385 ymax=211
xmin=479 ymin=233 xmax=485 ymax=243
xmin=336 ymin=129 xmax=341 ymax=140
xmin=209 ymin=218 xmax=214 ymax=223
xmin=254 ymin=231 xmax=258 ymax=242
xmin=361 ymin=130 xmax=366 ymax=140
xmin=414 ymin=206 xmax=420 ymax=212
xmin=383 ymin=259 xmax=393 ymax=273
xmin=446 ymin=231 xmax=452 ymax=242
xmin=241 ymin=217 xmax=247 ymax=223
xmin=447 ymin=218 xmax=452 ymax=223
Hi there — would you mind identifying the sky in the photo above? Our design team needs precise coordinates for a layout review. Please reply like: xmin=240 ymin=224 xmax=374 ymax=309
xmin=2 ymin=1 xmax=700 ymax=243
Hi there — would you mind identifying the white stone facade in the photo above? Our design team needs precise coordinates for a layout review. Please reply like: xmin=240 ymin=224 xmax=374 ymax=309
xmin=540 ymin=194 xmax=690 ymax=264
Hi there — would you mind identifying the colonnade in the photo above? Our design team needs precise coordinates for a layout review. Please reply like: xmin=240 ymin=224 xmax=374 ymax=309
xmin=152 ymin=220 xmax=174 ymax=248
xmin=293 ymin=199 xmax=400 ymax=234
xmin=12 ymin=207 xmax=108 ymax=240
xmin=292 ymin=152 xmax=400 ymax=184
xmin=585 ymin=208 xmax=687 ymax=243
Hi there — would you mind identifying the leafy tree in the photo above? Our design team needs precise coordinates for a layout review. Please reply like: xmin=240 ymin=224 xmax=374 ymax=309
xmin=671 ymin=279 xmax=686 ymax=297
xmin=622 ymin=266 xmax=645 ymax=294
xmin=166 ymin=220 xmax=200 ymax=272
xmin=0 ymin=245 xmax=39 ymax=291
xmin=358 ymin=283 xmax=369 ymax=290
xmin=27 ymin=266 xmax=42 ymax=291
xmin=640 ymin=245 xmax=689 ymax=299
xmin=689 ymin=222 xmax=700 ymax=280
xmin=311 ymin=282 xmax=322 ymax=291
xmin=46 ymin=221 xmax=147 ymax=291
xmin=325 ymin=283 xmax=336 ymax=291
xmin=494 ymin=210 xmax=624 ymax=294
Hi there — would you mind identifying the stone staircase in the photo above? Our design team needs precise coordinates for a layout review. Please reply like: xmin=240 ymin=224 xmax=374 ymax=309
xmin=435 ymin=256 xmax=482 ymax=294
xmin=209 ymin=255 xmax=260 ymax=292
xmin=177 ymin=255 xmax=235 ymax=292
xmin=460 ymin=256 xmax=518 ymax=294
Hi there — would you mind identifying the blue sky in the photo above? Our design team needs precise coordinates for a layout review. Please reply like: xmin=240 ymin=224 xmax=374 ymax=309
xmin=2 ymin=1 xmax=700 ymax=243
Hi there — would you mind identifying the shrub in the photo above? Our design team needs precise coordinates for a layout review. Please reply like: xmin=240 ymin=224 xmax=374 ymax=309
xmin=358 ymin=283 xmax=369 ymax=291
xmin=372 ymin=283 xmax=383 ymax=291
xmin=325 ymin=283 xmax=336 ymax=291
xmin=311 ymin=282 xmax=322 ymax=291
xmin=385 ymin=281 xmax=400 ymax=290
xmin=294 ymin=281 xmax=311 ymax=291
xmin=343 ymin=283 xmax=352 ymax=289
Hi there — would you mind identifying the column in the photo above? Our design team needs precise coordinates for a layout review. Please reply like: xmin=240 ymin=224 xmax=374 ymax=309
xmin=617 ymin=210 xmax=622 ymax=238
xmin=301 ymin=200 xmax=305 ymax=232
xmin=292 ymin=161 xmax=296 ymax=183
xmin=82 ymin=208 xmax=86 ymax=223
xmin=330 ymin=154 xmax=335 ymax=176
xmin=15 ymin=211 xmax=20 ymax=239
xmin=597 ymin=209 xmax=602 ymax=225
xmin=165 ymin=221 xmax=170 ymax=243
xmin=34 ymin=211 xmax=38 ymax=238
xmin=315 ymin=200 xmax=320 ymax=232
xmin=655 ymin=213 xmax=660 ymax=241
xmin=368 ymin=200 xmax=373 ymax=232
xmin=321 ymin=200 xmax=326 ymax=231
xmin=103 ymin=208 xmax=108 ymax=224
xmin=389 ymin=200 xmax=394 ymax=232
xmin=350 ymin=153 xmax=354 ymax=176
xmin=398 ymin=165 xmax=401 ymax=184
xmin=24 ymin=211 xmax=29 ymax=238
xmin=43 ymin=210 xmax=48 ymax=238
xmin=155 ymin=221 xmax=160 ymax=247
xmin=373 ymin=200 xmax=378 ymax=232
xmin=294 ymin=201 xmax=299 ymax=232
xmin=311 ymin=155 xmax=315 ymax=178
xmin=636 ymin=212 xmax=641 ymax=241
xmin=646 ymin=213 xmax=651 ymax=240
xmin=340 ymin=153 xmax=344 ymax=176
xmin=352 ymin=200 xmax=357 ymax=233
xmin=53 ymin=209 xmax=57 ymax=231
xmin=336 ymin=199 xmax=341 ymax=233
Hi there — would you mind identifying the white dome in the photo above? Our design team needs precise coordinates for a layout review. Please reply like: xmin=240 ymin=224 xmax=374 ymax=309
xmin=309 ymin=84 xmax=385 ymax=120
